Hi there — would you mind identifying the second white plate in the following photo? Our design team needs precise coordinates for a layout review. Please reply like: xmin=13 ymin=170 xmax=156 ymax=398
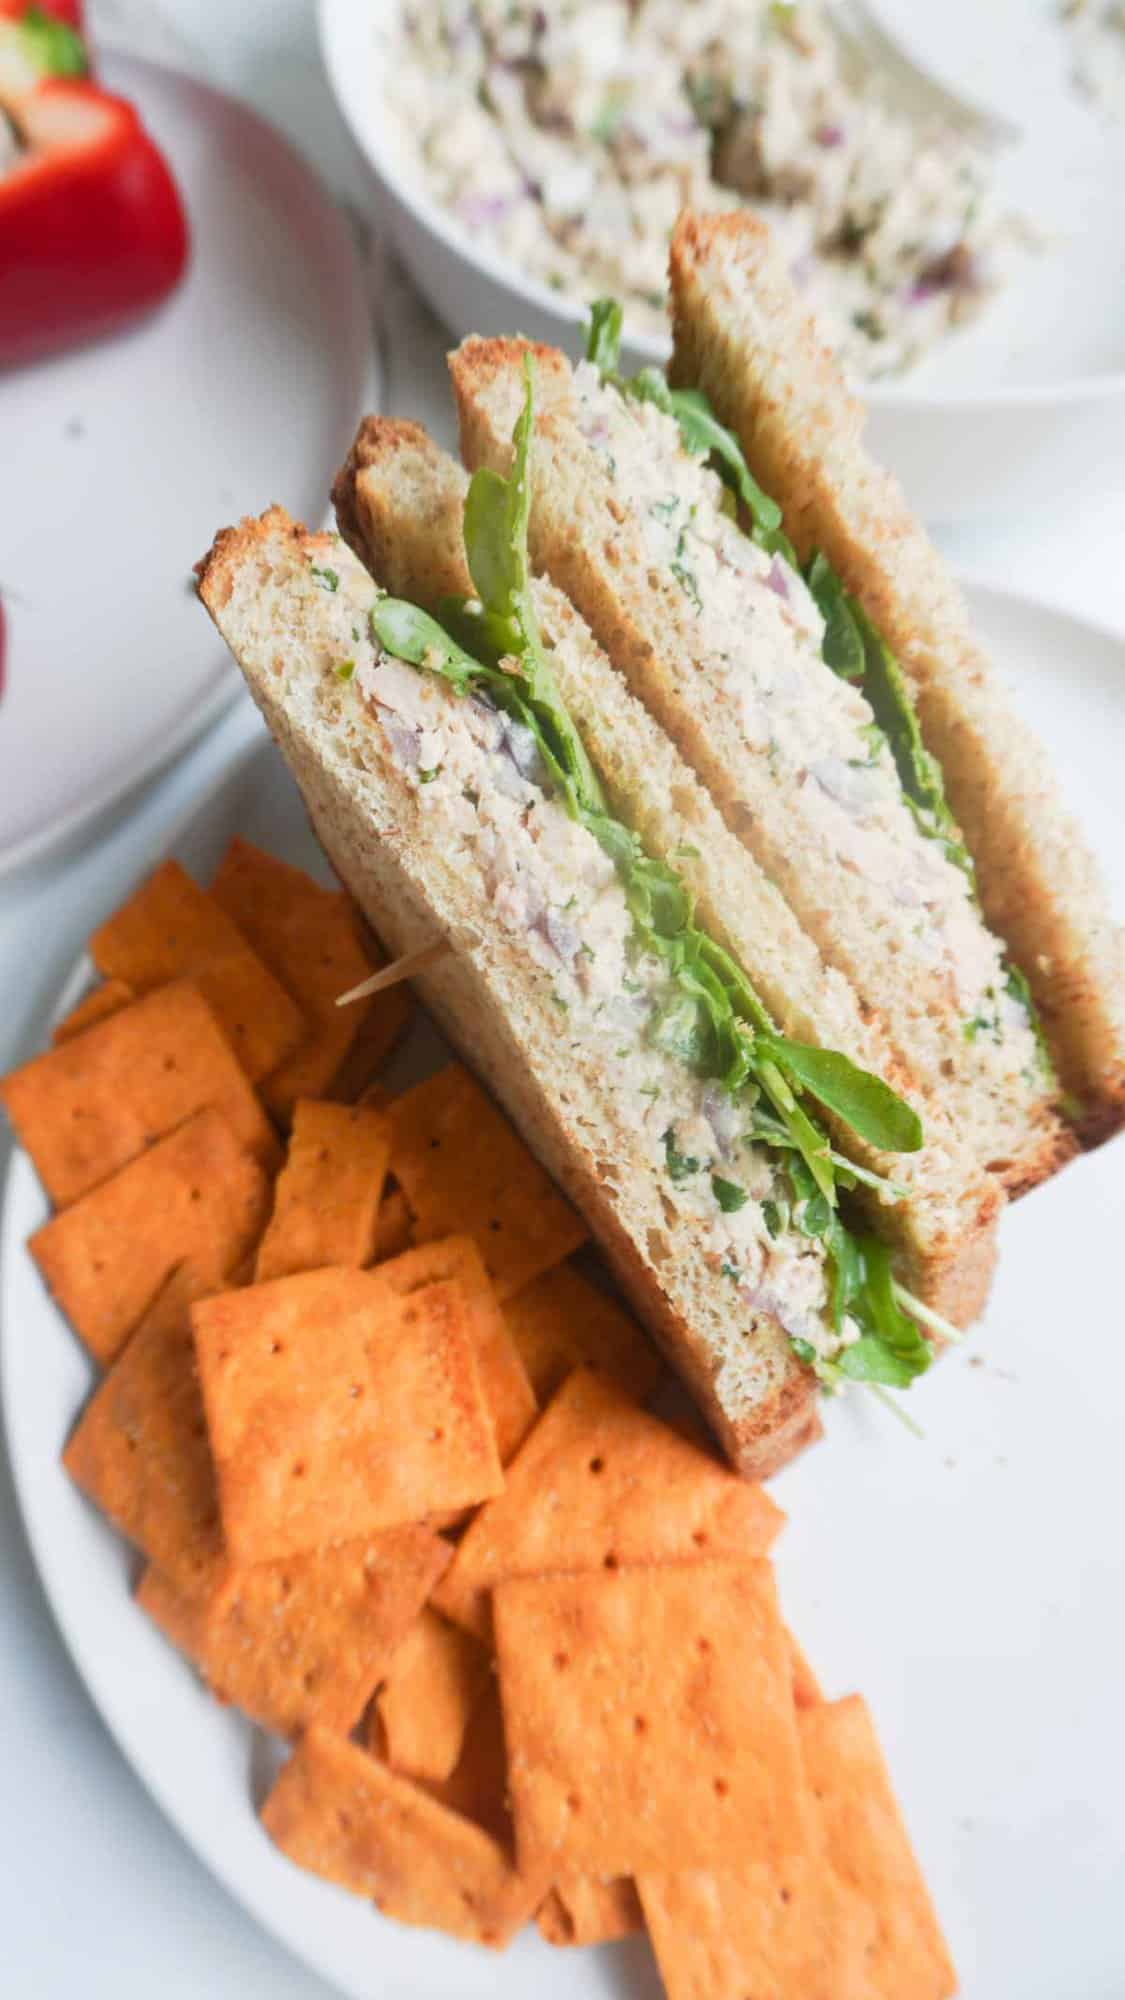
xmin=0 ymin=53 xmax=379 ymax=877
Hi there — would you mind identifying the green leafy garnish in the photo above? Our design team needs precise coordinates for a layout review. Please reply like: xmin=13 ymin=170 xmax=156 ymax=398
xmin=756 ymin=1039 xmax=922 ymax=1154
xmin=712 ymin=1175 xmax=748 ymax=1213
xmin=663 ymin=1130 xmax=701 ymax=1182
xmin=805 ymin=553 xmax=866 ymax=683
xmin=310 ymin=564 xmax=339 ymax=592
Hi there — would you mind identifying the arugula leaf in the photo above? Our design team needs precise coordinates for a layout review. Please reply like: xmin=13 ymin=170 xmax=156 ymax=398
xmin=370 ymin=599 xmax=482 ymax=697
xmin=805 ymin=553 xmax=865 ymax=682
xmin=757 ymin=1039 xmax=923 ymax=1153
xmin=586 ymin=298 xmax=623 ymax=374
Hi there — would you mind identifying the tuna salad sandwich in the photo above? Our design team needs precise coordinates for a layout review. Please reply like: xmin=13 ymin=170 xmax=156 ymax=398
xmin=200 ymin=371 xmax=995 ymax=1479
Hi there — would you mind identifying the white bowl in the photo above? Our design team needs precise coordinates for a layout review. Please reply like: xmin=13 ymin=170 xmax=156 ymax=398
xmin=320 ymin=0 xmax=1125 ymax=526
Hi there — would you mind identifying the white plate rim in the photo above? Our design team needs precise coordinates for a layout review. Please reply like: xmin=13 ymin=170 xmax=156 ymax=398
xmin=1 ymin=576 xmax=1121 ymax=1997
xmin=318 ymin=0 xmax=1125 ymax=413
xmin=0 ymin=52 xmax=379 ymax=884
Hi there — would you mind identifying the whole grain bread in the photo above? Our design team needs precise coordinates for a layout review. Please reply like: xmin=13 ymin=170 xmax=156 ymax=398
xmin=450 ymin=334 xmax=1072 ymax=1196
xmin=198 ymin=509 xmax=821 ymax=1479
xmin=668 ymin=207 xmax=1125 ymax=1148
xmin=336 ymin=416 xmax=1001 ymax=1329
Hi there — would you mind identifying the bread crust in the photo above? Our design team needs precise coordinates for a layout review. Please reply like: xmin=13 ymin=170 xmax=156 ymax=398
xmin=668 ymin=208 xmax=1125 ymax=1151
xmin=198 ymin=509 xmax=823 ymax=1479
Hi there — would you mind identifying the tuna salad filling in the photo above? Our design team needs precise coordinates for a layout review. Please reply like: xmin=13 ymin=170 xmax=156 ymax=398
xmin=579 ymin=308 xmax=1052 ymax=1099
xmin=328 ymin=359 xmax=956 ymax=1396
xmin=389 ymin=0 xmax=1015 ymax=379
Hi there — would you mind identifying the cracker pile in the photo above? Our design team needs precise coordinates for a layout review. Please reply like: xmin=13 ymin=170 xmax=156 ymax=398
xmin=2 ymin=840 xmax=957 ymax=1995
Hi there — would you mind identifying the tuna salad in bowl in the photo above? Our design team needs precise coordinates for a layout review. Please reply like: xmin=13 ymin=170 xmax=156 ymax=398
xmin=322 ymin=0 xmax=1125 ymax=519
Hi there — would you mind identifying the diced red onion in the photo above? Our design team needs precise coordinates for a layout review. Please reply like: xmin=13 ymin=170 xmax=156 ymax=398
xmin=382 ymin=717 xmax=422 ymax=768
xmin=766 ymin=557 xmax=790 ymax=600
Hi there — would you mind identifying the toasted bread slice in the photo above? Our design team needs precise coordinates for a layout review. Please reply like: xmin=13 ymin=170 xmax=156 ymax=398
xmin=198 ymin=509 xmax=821 ymax=1478
xmin=450 ymin=335 xmax=1072 ymax=1195
xmin=668 ymin=207 xmax=1125 ymax=1148
xmin=336 ymin=416 xmax=1001 ymax=1328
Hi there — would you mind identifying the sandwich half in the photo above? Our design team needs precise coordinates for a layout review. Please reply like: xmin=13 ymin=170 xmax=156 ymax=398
xmin=200 ymin=385 xmax=969 ymax=1477
xmin=667 ymin=208 xmax=1125 ymax=1147
xmin=450 ymin=318 xmax=1090 ymax=1194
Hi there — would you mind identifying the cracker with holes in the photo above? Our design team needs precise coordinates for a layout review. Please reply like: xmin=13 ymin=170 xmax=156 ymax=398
xmin=262 ymin=1725 xmax=546 ymax=1948
xmin=433 ymin=1369 xmax=784 ymax=1639
xmin=30 ymin=1109 xmax=272 ymax=1366
xmin=192 ymin=1268 xmax=503 ymax=1563
xmin=494 ymin=1559 xmax=809 ymax=1877
xmin=375 ymin=1607 xmax=491 ymax=1785
xmin=3 ymin=981 xmax=279 ymax=1208
xmin=373 ymin=1238 xmax=537 ymax=1466
xmin=137 ymin=1523 xmax=450 ymax=1739
xmin=389 ymin=1065 xmax=587 ymax=1300
xmin=637 ymin=1862 xmax=877 ymax=2000
xmin=211 ymin=839 xmax=410 ymax=1120
xmin=797 ymin=1697 xmax=957 ymax=2000
xmin=63 ymin=1260 xmax=227 ymax=1589
xmin=254 ymin=1099 xmax=391 ymax=1281
xmin=502 ymin=1263 xmax=663 ymax=1406
xmin=52 ymin=978 xmax=134 ymax=1044
xmin=537 ymin=1876 xmax=643 ymax=1948
xmin=89 ymin=858 xmax=305 ymax=1082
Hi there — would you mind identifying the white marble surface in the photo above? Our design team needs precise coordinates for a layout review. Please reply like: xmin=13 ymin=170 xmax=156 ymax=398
xmin=0 ymin=3 xmax=1121 ymax=1995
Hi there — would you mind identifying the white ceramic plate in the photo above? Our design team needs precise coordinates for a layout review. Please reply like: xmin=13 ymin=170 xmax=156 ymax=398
xmin=2 ymin=583 xmax=1124 ymax=1999
xmin=320 ymin=0 xmax=1125 ymax=522
xmin=0 ymin=53 xmax=378 ymax=878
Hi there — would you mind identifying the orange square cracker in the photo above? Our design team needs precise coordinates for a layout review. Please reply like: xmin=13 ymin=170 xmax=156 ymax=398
xmin=797 ymin=1697 xmax=957 ymax=2000
xmin=433 ymin=1369 xmax=783 ymax=1639
xmin=3 ymin=981 xmax=279 ymax=1206
xmin=30 ymin=1109 xmax=272 ymax=1365
xmin=52 ymin=979 xmax=134 ymax=1044
xmin=262 ymin=1726 xmax=544 ymax=1948
xmin=375 ymin=1607 xmax=491 ymax=1785
xmin=637 ymin=1863 xmax=877 ymax=1999
xmin=389 ymin=1065 xmax=586 ymax=1300
xmin=139 ymin=1525 xmax=450 ymax=1739
xmin=192 ymin=1268 xmax=503 ymax=1563
xmin=493 ymin=1559 xmax=809 ymax=1878
xmin=373 ymin=1238 xmax=537 ymax=1465
xmin=502 ymin=1263 xmax=663 ymax=1405
xmin=210 ymin=840 xmax=410 ymax=1120
xmin=89 ymin=857 xmax=304 ymax=1081
xmin=254 ymin=1099 xmax=391 ymax=1282
xmin=63 ymin=1260 xmax=227 ymax=1589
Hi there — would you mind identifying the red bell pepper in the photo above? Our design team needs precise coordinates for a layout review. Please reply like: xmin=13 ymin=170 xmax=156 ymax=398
xmin=0 ymin=77 xmax=189 ymax=367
